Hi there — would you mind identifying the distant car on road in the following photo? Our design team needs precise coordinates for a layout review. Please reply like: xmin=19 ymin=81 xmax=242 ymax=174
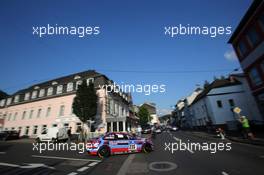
xmin=0 ymin=130 xmax=20 ymax=141
xmin=86 ymin=132 xmax=153 ymax=158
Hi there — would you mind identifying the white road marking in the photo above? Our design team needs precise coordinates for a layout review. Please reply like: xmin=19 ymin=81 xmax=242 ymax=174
xmin=222 ymin=171 xmax=229 ymax=175
xmin=117 ymin=154 xmax=136 ymax=175
xmin=32 ymin=155 xmax=101 ymax=162
xmin=67 ymin=172 xmax=78 ymax=175
xmin=77 ymin=166 xmax=89 ymax=172
xmin=260 ymin=155 xmax=264 ymax=158
xmin=0 ymin=152 xmax=6 ymax=154
xmin=88 ymin=162 xmax=98 ymax=166
xmin=0 ymin=162 xmax=54 ymax=169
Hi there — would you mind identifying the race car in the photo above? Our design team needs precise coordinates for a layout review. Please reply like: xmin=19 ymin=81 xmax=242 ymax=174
xmin=86 ymin=132 xmax=153 ymax=158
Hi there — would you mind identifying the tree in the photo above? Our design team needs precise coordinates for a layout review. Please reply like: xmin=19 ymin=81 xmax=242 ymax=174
xmin=138 ymin=106 xmax=150 ymax=126
xmin=72 ymin=80 xmax=98 ymax=135
xmin=0 ymin=90 xmax=8 ymax=100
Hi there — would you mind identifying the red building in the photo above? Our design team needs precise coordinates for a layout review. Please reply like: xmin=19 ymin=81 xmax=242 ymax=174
xmin=228 ymin=0 xmax=264 ymax=118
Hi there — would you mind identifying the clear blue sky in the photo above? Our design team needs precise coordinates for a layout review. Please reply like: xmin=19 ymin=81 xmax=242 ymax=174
xmin=0 ymin=0 xmax=252 ymax=114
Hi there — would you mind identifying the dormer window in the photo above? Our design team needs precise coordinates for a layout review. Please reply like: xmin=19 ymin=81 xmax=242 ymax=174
xmin=52 ymin=81 xmax=58 ymax=85
xmin=14 ymin=95 xmax=20 ymax=103
xmin=47 ymin=87 xmax=53 ymax=96
xmin=24 ymin=92 xmax=30 ymax=101
xmin=67 ymin=82 xmax=73 ymax=92
xmin=0 ymin=99 xmax=6 ymax=107
xmin=57 ymin=85 xmax=63 ymax=94
xmin=34 ymin=86 xmax=40 ymax=89
xmin=39 ymin=89 xmax=45 ymax=97
xmin=31 ymin=91 xmax=38 ymax=99
xmin=76 ymin=80 xmax=82 ymax=89
xmin=6 ymin=98 xmax=12 ymax=105
xmin=74 ymin=75 xmax=81 ymax=80
xmin=87 ymin=78 xmax=94 ymax=85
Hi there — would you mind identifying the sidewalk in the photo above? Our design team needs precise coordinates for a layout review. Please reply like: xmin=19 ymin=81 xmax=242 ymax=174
xmin=187 ymin=130 xmax=264 ymax=146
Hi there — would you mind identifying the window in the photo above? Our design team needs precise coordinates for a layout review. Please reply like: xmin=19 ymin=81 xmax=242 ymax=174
xmin=76 ymin=80 xmax=82 ymax=89
xmin=8 ymin=113 xmax=12 ymax=121
xmin=107 ymin=122 xmax=111 ymax=132
xmin=37 ymin=109 xmax=42 ymax=118
xmin=0 ymin=99 xmax=6 ymax=107
xmin=228 ymin=99 xmax=235 ymax=107
xmin=119 ymin=121 xmax=123 ymax=131
xmin=64 ymin=123 xmax=69 ymax=128
xmin=247 ymin=27 xmax=260 ymax=47
xmin=237 ymin=41 xmax=248 ymax=56
xmin=33 ymin=125 xmax=38 ymax=135
xmin=18 ymin=127 xmax=22 ymax=134
xmin=29 ymin=110 xmax=34 ymax=119
xmin=110 ymin=100 xmax=114 ymax=115
xmin=14 ymin=95 xmax=19 ymax=103
xmin=25 ymin=126 xmax=30 ymax=135
xmin=249 ymin=68 xmax=263 ymax=86
xmin=22 ymin=111 xmax=27 ymax=120
xmin=52 ymin=124 xmax=57 ymax=127
xmin=67 ymin=82 xmax=73 ymax=92
xmin=39 ymin=89 xmax=45 ymax=97
xmin=42 ymin=125 xmax=47 ymax=134
xmin=46 ymin=107 xmax=51 ymax=117
xmin=216 ymin=100 xmax=222 ymax=108
xmin=24 ymin=93 xmax=30 ymax=101
xmin=6 ymin=98 xmax=12 ymax=105
xmin=56 ymin=85 xmax=63 ymax=94
xmin=113 ymin=122 xmax=117 ymax=131
xmin=59 ymin=105 xmax=65 ymax=116
xmin=13 ymin=112 xmax=18 ymax=121
xmin=47 ymin=87 xmax=53 ymax=96
xmin=32 ymin=91 xmax=38 ymax=99
xmin=114 ymin=103 xmax=119 ymax=115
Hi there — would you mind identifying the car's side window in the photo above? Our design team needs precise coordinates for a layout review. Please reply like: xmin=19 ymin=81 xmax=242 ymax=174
xmin=115 ymin=133 xmax=125 ymax=140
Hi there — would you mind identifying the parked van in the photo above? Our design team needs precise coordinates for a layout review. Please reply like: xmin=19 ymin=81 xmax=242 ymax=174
xmin=36 ymin=127 xmax=68 ymax=142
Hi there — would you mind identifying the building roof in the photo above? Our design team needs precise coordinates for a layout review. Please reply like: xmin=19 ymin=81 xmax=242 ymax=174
xmin=228 ymin=0 xmax=263 ymax=43
xmin=13 ymin=70 xmax=106 ymax=95
xmin=191 ymin=78 xmax=242 ymax=105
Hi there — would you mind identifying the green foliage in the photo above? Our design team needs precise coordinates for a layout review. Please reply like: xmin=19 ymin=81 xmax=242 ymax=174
xmin=72 ymin=80 xmax=98 ymax=123
xmin=138 ymin=106 xmax=150 ymax=126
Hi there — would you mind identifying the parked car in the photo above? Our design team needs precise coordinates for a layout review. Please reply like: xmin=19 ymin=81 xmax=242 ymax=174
xmin=154 ymin=127 xmax=162 ymax=134
xmin=36 ymin=127 xmax=68 ymax=142
xmin=87 ymin=132 xmax=153 ymax=158
xmin=0 ymin=130 xmax=20 ymax=141
xmin=141 ymin=126 xmax=152 ymax=134
xmin=170 ymin=126 xmax=178 ymax=131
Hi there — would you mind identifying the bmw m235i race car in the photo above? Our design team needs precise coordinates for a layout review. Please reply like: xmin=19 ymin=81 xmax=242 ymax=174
xmin=86 ymin=132 xmax=153 ymax=158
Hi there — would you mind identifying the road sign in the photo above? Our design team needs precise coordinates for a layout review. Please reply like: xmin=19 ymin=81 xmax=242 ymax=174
xmin=233 ymin=107 xmax=241 ymax=114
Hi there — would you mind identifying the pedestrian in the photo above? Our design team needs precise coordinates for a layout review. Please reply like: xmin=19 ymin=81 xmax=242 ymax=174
xmin=67 ymin=127 xmax=72 ymax=142
xmin=238 ymin=116 xmax=254 ymax=139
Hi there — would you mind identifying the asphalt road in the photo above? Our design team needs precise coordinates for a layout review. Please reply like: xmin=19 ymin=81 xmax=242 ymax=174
xmin=0 ymin=131 xmax=264 ymax=175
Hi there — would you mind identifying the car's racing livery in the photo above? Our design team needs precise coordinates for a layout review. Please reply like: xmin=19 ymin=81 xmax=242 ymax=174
xmin=86 ymin=132 xmax=153 ymax=158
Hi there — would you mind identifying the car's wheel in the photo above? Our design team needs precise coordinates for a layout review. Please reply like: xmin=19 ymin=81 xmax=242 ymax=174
xmin=98 ymin=145 xmax=110 ymax=158
xmin=142 ymin=143 xmax=152 ymax=153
